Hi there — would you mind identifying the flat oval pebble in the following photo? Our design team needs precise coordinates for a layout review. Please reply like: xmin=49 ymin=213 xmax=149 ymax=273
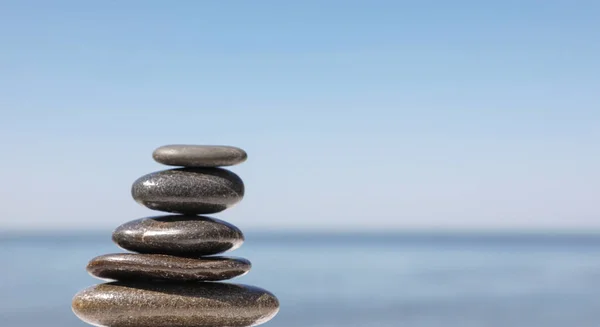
xmin=153 ymin=145 xmax=247 ymax=167
xmin=72 ymin=281 xmax=279 ymax=327
xmin=87 ymin=253 xmax=250 ymax=281
xmin=113 ymin=215 xmax=244 ymax=256
xmin=131 ymin=168 xmax=244 ymax=214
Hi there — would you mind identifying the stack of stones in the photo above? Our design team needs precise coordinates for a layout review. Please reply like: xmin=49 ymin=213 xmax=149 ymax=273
xmin=72 ymin=145 xmax=279 ymax=327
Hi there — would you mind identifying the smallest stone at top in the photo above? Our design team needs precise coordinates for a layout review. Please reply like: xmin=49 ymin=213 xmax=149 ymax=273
xmin=153 ymin=145 xmax=247 ymax=168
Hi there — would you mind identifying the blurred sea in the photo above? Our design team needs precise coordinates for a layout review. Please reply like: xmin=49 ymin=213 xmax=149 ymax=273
xmin=2 ymin=232 xmax=600 ymax=327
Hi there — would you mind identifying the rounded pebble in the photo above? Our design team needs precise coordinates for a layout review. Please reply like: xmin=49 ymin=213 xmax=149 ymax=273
xmin=72 ymin=281 xmax=279 ymax=327
xmin=113 ymin=215 xmax=244 ymax=256
xmin=153 ymin=144 xmax=247 ymax=167
xmin=87 ymin=253 xmax=251 ymax=281
xmin=131 ymin=168 xmax=244 ymax=214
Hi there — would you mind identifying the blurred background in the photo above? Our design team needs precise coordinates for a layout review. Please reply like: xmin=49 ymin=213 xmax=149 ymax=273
xmin=1 ymin=1 xmax=599 ymax=326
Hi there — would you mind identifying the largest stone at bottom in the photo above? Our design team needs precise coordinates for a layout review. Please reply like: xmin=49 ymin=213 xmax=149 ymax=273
xmin=72 ymin=281 xmax=279 ymax=327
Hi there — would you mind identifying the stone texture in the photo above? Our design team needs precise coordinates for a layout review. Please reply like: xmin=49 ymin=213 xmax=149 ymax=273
xmin=112 ymin=215 xmax=244 ymax=256
xmin=131 ymin=168 xmax=244 ymax=214
xmin=72 ymin=281 xmax=279 ymax=327
xmin=87 ymin=253 xmax=251 ymax=282
xmin=153 ymin=144 xmax=247 ymax=167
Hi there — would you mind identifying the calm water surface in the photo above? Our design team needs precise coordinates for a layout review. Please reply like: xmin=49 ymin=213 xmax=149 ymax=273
xmin=1 ymin=232 xmax=600 ymax=327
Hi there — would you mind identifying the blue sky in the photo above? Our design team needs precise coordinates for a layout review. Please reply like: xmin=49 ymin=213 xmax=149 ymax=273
xmin=1 ymin=1 xmax=599 ymax=231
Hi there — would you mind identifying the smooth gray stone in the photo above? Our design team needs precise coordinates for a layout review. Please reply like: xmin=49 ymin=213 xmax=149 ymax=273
xmin=153 ymin=144 xmax=247 ymax=167
xmin=87 ymin=253 xmax=251 ymax=281
xmin=72 ymin=282 xmax=279 ymax=327
xmin=131 ymin=168 xmax=244 ymax=214
xmin=113 ymin=215 xmax=244 ymax=256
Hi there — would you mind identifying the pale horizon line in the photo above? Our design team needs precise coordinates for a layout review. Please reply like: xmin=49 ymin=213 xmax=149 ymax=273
xmin=3 ymin=226 xmax=600 ymax=236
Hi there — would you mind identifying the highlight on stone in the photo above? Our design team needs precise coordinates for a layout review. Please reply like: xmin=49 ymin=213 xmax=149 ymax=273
xmin=72 ymin=144 xmax=279 ymax=327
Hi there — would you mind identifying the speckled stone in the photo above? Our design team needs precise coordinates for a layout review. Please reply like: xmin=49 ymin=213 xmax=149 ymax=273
xmin=72 ymin=281 xmax=279 ymax=327
xmin=112 ymin=215 xmax=244 ymax=256
xmin=131 ymin=168 xmax=244 ymax=214
xmin=87 ymin=253 xmax=251 ymax=282
xmin=153 ymin=145 xmax=248 ymax=167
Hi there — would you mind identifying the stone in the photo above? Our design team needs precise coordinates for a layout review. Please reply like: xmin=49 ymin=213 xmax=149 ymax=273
xmin=131 ymin=168 xmax=244 ymax=214
xmin=87 ymin=253 xmax=251 ymax=282
xmin=112 ymin=215 xmax=244 ymax=256
xmin=72 ymin=281 xmax=279 ymax=327
xmin=153 ymin=145 xmax=247 ymax=167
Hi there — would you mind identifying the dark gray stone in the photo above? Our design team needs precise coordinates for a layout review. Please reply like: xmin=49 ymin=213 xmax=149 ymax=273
xmin=72 ymin=281 xmax=279 ymax=327
xmin=131 ymin=168 xmax=244 ymax=214
xmin=112 ymin=215 xmax=244 ymax=256
xmin=153 ymin=145 xmax=247 ymax=167
xmin=87 ymin=253 xmax=251 ymax=281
